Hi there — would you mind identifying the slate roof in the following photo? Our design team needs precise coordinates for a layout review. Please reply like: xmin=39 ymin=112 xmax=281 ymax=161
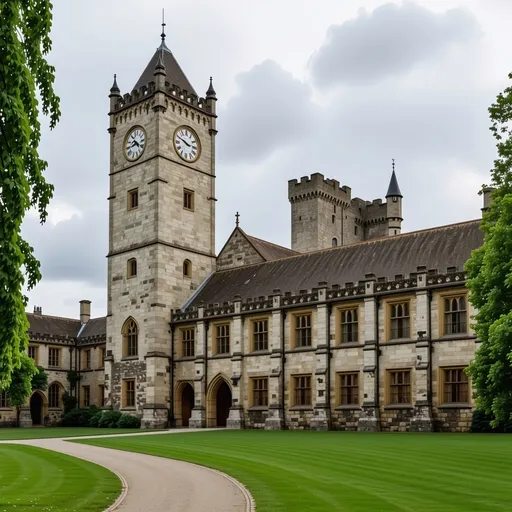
xmin=189 ymin=220 xmax=483 ymax=306
xmin=27 ymin=313 xmax=81 ymax=338
xmin=26 ymin=313 xmax=106 ymax=340
xmin=243 ymin=230 xmax=299 ymax=261
xmin=133 ymin=42 xmax=197 ymax=95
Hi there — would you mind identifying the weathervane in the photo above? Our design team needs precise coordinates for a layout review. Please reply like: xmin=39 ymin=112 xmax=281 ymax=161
xmin=161 ymin=8 xmax=166 ymax=43
xmin=392 ymin=158 xmax=395 ymax=172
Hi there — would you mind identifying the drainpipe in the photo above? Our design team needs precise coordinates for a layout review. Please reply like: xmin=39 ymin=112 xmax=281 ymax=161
xmin=428 ymin=290 xmax=433 ymax=406
xmin=204 ymin=321 xmax=209 ymax=424
xmin=326 ymin=304 xmax=332 ymax=423
xmin=77 ymin=350 xmax=81 ymax=408
xmin=169 ymin=325 xmax=175 ymax=428
xmin=375 ymin=296 xmax=381 ymax=430
xmin=281 ymin=310 xmax=287 ymax=429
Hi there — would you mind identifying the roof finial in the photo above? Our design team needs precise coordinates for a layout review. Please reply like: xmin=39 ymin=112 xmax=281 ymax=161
xmin=161 ymin=8 xmax=166 ymax=43
xmin=206 ymin=76 xmax=217 ymax=99
xmin=235 ymin=211 xmax=240 ymax=227
xmin=392 ymin=158 xmax=395 ymax=173
xmin=109 ymin=73 xmax=121 ymax=97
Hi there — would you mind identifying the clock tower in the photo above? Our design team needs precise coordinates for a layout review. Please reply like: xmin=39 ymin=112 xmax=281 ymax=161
xmin=104 ymin=28 xmax=217 ymax=428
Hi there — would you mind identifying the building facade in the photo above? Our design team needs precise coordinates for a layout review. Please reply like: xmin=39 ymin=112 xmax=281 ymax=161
xmin=0 ymin=30 xmax=488 ymax=432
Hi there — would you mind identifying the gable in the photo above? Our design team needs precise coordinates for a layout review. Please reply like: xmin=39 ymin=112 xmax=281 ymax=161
xmin=217 ymin=229 xmax=265 ymax=270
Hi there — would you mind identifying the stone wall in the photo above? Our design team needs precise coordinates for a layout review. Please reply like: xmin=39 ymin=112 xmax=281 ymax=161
xmin=217 ymin=230 xmax=264 ymax=270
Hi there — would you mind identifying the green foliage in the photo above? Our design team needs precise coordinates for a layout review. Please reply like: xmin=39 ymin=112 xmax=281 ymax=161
xmin=60 ymin=406 xmax=99 ymax=427
xmin=89 ymin=411 xmax=103 ymax=428
xmin=61 ymin=391 xmax=77 ymax=414
xmin=116 ymin=414 xmax=141 ymax=429
xmin=471 ymin=409 xmax=495 ymax=433
xmin=98 ymin=410 xmax=122 ymax=429
xmin=31 ymin=366 xmax=48 ymax=391
xmin=5 ymin=354 xmax=37 ymax=427
xmin=465 ymin=72 xmax=512 ymax=426
xmin=0 ymin=1 xmax=60 ymax=389
xmin=66 ymin=370 xmax=81 ymax=390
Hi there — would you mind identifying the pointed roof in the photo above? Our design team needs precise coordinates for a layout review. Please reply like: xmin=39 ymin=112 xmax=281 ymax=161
xmin=133 ymin=41 xmax=197 ymax=95
xmin=242 ymin=230 xmax=299 ymax=261
xmin=386 ymin=170 xmax=402 ymax=197
xmin=206 ymin=77 xmax=217 ymax=99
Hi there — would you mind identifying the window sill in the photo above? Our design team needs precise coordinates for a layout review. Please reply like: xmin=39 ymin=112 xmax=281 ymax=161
xmin=248 ymin=406 xmax=269 ymax=412
xmin=384 ymin=404 xmax=413 ymax=410
xmin=48 ymin=407 xmax=63 ymax=411
xmin=176 ymin=356 xmax=195 ymax=361
xmin=385 ymin=338 xmax=413 ymax=344
xmin=121 ymin=407 xmax=137 ymax=411
xmin=290 ymin=406 xmax=313 ymax=411
xmin=291 ymin=346 xmax=314 ymax=352
xmin=250 ymin=350 xmax=271 ymax=356
xmin=121 ymin=356 xmax=139 ymax=361
xmin=211 ymin=353 xmax=231 ymax=359
xmin=335 ymin=405 xmax=362 ymax=411
xmin=438 ymin=403 xmax=472 ymax=409
xmin=48 ymin=366 xmax=62 ymax=370
xmin=0 ymin=407 xmax=13 ymax=411
xmin=337 ymin=342 xmax=361 ymax=349
xmin=439 ymin=333 xmax=470 ymax=340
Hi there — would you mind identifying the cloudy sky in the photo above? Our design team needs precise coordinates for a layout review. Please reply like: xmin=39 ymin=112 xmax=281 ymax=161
xmin=24 ymin=0 xmax=512 ymax=318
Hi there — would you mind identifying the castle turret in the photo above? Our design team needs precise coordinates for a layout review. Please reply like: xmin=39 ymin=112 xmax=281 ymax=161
xmin=385 ymin=162 xmax=403 ymax=236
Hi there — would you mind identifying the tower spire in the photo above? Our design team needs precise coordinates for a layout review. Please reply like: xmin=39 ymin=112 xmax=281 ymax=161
xmin=386 ymin=159 xmax=402 ymax=198
xmin=206 ymin=76 xmax=217 ymax=99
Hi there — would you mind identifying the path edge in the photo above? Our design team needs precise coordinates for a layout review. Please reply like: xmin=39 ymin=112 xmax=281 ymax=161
xmin=103 ymin=465 xmax=128 ymax=512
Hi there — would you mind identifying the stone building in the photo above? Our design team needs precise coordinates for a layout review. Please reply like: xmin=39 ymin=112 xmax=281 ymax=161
xmin=0 ymin=29 xmax=488 ymax=431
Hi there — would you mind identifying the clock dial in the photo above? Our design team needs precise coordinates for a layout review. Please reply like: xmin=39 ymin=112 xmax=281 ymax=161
xmin=174 ymin=127 xmax=200 ymax=162
xmin=124 ymin=127 xmax=146 ymax=161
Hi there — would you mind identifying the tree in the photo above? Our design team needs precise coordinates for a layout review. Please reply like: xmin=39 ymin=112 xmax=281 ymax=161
xmin=0 ymin=1 xmax=60 ymax=390
xmin=466 ymin=72 xmax=512 ymax=427
xmin=6 ymin=353 xmax=37 ymax=427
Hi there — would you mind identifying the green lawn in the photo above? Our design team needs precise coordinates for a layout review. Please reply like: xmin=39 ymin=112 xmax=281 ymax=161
xmin=78 ymin=431 xmax=512 ymax=512
xmin=0 ymin=444 xmax=120 ymax=511
xmin=0 ymin=427 xmax=146 ymax=440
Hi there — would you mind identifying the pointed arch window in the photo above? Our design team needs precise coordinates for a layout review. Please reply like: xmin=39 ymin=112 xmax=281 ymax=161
xmin=48 ymin=383 xmax=61 ymax=408
xmin=183 ymin=259 xmax=192 ymax=278
xmin=389 ymin=301 xmax=410 ymax=340
xmin=127 ymin=258 xmax=137 ymax=278
xmin=444 ymin=295 xmax=467 ymax=335
xmin=123 ymin=318 xmax=139 ymax=357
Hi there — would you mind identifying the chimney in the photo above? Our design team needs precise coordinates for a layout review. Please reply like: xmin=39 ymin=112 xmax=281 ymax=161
xmin=79 ymin=300 xmax=91 ymax=324
xmin=33 ymin=306 xmax=42 ymax=314
xmin=480 ymin=187 xmax=495 ymax=214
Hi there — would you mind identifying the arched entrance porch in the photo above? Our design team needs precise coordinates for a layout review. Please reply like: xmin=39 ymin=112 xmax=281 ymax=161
xmin=207 ymin=375 xmax=232 ymax=427
xmin=30 ymin=391 xmax=47 ymax=426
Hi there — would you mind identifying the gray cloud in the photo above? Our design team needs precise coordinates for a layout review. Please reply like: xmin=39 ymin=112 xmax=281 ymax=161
xmin=217 ymin=60 xmax=319 ymax=164
xmin=309 ymin=2 xmax=480 ymax=87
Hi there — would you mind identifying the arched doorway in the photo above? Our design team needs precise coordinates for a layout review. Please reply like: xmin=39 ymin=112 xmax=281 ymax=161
xmin=216 ymin=381 xmax=232 ymax=427
xmin=30 ymin=392 xmax=44 ymax=425
xmin=181 ymin=383 xmax=194 ymax=427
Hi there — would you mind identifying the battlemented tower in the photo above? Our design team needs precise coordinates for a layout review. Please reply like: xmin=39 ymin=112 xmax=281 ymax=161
xmin=289 ymin=165 xmax=403 ymax=252
xmin=104 ymin=26 xmax=217 ymax=427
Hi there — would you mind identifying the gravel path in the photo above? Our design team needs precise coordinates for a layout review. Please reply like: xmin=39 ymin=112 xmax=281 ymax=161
xmin=3 ymin=429 xmax=252 ymax=512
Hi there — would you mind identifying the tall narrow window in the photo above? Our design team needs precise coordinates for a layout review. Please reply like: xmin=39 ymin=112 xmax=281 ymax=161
xmin=48 ymin=383 xmax=60 ymax=408
xmin=183 ymin=189 xmax=194 ymax=211
xmin=124 ymin=380 xmax=136 ymax=407
xmin=122 ymin=318 xmax=138 ymax=357
xmin=127 ymin=258 xmax=137 ymax=278
xmin=0 ymin=392 xmax=9 ymax=408
xmin=293 ymin=375 xmax=312 ymax=406
xmin=216 ymin=324 xmax=230 ymax=354
xmin=444 ymin=296 xmax=467 ymax=335
xmin=48 ymin=348 xmax=61 ymax=368
xmin=443 ymin=368 xmax=469 ymax=404
xmin=354 ymin=225 xmax=358 ymax=236
xmin=295 ymin=314 xmax=312 ymax=347
xmin=82 ymin=386 xmax=90 ymax=407
xmin=99 ymin=347 xmax=106 ymax=367
xmin=332 ymin=238 xmax=338 ymax=247
xmin=83 ymin=349 xmax=91 ymax=370
xmin=28 ymin=345 xmax=38 ymax=362
xmin=389 ymin=302 xmax=410 ymax=340
xmin=252 ymin=319 xmax=268 ymax=352
xmin=183 ymin=259 xmax=192 ymax=277
xmin=98 ymin=385 xmax=105 ymax=407
xmin=340 ymin=308 xmax=358 ymax=343
xmin=340 ymin=373 xmax=359 ymax=405
xmin=252 ymin=378 xmax=268 ymax=407
xmin=332 ymin=214 xmax=336 ymax=224
xmin=128 ymin=188 xmax=138 ymax=210
xmin=182 ymin=328 xmax=195 ymax=357
xmin=388 ymin=370 xmax=411 ymax=404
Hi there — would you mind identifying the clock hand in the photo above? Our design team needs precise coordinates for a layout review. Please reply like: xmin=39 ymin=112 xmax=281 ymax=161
xmin=177 ymin=136 xmax=191 ymax=148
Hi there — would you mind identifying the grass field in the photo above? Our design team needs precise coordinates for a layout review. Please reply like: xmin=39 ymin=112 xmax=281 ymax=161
xmin=0 ymin=427 xmax=145 ymax=440
xmin=0 ymin=444 xmax=120 ymax=511
xmin=78 ymin=430 xmax=512 ymax=512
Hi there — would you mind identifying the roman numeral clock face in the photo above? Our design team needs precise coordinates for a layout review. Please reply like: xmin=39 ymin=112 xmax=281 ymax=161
xmin=174 ymin=127 xmax=200 ymax=162
xmin=124 ymin=127 xmax=146 ymax=161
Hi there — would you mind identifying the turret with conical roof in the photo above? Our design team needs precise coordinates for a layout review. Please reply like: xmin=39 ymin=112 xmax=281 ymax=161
xmin=386 ymin=160 xmax=403 ymax=236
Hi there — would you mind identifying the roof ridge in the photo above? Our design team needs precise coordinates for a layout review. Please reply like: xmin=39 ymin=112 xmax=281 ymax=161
xmin=245 ymin=232 xmax=298 ymax=253
xmin=26 ymin=312 xmax=80 ymax=323
xmin=212 ymin=219 xmax=481 ymax=275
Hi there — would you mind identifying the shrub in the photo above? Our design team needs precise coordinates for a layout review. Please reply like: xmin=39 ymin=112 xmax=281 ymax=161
xmin=98 ymin=410 xmax=122 ymax=428
xmin=471 ymin=410 xmax=494 ymax=433
xmin=61 ymin=406 xmax=99 ymax=427
xmin=117 ymin=413 xmax=141 ymax=429
xmin=62 ymin=392 xmax=77 ymax=414
xmin=89 ymin=411 xmax=103 ymax=428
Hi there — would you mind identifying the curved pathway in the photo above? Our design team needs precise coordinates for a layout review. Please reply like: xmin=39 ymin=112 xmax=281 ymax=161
xmin=5 ymin=430 xmax=251 ymax=512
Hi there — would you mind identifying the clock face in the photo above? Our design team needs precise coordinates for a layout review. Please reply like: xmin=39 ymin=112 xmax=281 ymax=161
xmin=124 ymin=127 xmax=146 ymax=161
xmin=174 ymin=127 xmax=200 ymax=162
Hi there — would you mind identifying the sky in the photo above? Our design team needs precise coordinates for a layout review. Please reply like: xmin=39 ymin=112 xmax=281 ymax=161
xmin=23 ymin=0 xmax=512 ymax=319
